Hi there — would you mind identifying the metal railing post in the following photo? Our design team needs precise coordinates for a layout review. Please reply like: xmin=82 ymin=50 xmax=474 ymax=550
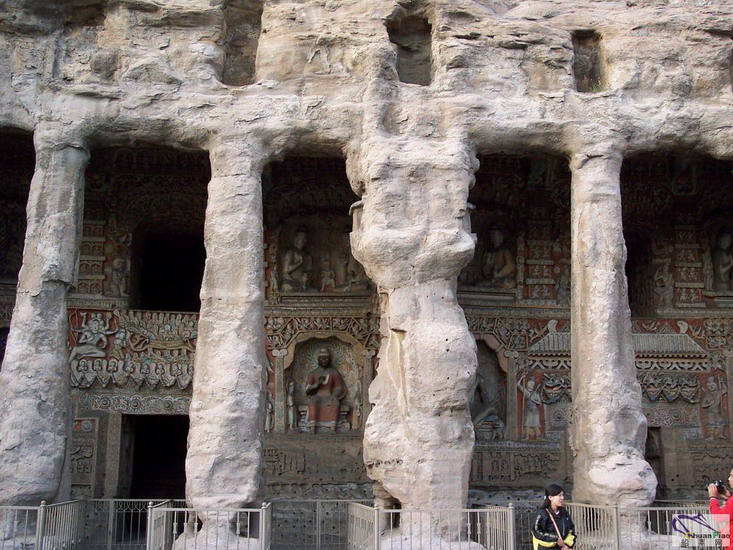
xmin=107 ymin=500 xmax=114 ymax=550
xmin=316 ymin=500 xmax=322 ymax=550
xmin=36 ymin=501 xmax=47 ymax=550
xmin=613 ymin=504 xmax=621 ymax=550
xmin=260 ymin=503 xmax=267 ymax=550
xmin=373 ymin=507 xmax=380 ymax=550
xmin=145 ymin=501 xmax=154 ymax=550
xmin=508 ymin=503 xmax=516 ymax=550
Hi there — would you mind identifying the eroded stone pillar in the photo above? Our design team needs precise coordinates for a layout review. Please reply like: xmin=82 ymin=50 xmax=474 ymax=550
xmin=569 ymin=150 xmax=656 ymax=507
xmin=349 ymin=137 xmax=478 ymax=522
xmin=185 ymin=140 xmax=268 ymax=511
xmin=0 ymin=131 xmax=88 ymax=505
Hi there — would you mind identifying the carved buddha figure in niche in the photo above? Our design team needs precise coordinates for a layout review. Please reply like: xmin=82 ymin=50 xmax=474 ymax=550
xmin=281 ymin=226 xmax=313 ymax=291
xmin=470 ymin=345 xmax=506 ymax=440
xmin=305 ymin=347 xmax=347 ymax=433
xmin=479 ymin=227 xmax=516 ymax=289
xmin=713 ymin=231 xmax=733 ymax=292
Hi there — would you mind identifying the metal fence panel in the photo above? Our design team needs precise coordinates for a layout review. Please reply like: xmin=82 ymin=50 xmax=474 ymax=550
xmin=271 ymin=500 xmax=317 ymax=549
xmin=564 ymin=502 xmax=618 ymax=550
xmin=147 ymin=504 xmax=271 ymax=550
xmin=483 ymin=504 xmax=515 ymax=550
xmin=83 ymin=499 xmax=169 ymax=550
xmin=0 ymin=497 xmax=706 ymax=550
xmin=271 ymin=499 xmax=371 ymax=550
xmin=0 ymin=506 xmax=40 ymax=549
xmin=379 ymin=508 xmax=498 ymax=549
xmin=506 ymin=501 xmax=541 ymax=550
xmin=347 ymin=505 xmax=515 ymax=549
xmin=41 ymin=500 xmax=85 ymax=550
xmin=622 ymin=504 xmax=710 ymax=549
xmin=346 ymin=503 xmax=376 ymax=550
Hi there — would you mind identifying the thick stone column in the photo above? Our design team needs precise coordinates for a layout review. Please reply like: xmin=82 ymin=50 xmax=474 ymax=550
xmin=569 ymin=150 xmax=656 ymax=507
xmin=349 ymin=137 xmax=478 ymax=538
xmin=0 ymin=131 xmax=88 ymax=505
xmin=185 ymin=140 xmax=268 ymax=511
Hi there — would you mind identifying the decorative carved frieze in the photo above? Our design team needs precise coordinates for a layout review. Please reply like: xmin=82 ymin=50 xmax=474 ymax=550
xmin=528 ymin=330 xmax=710 ymax=372
xmin=77 ymin=392 xmax=191 ymax=414
xmin=643 ymin=405 xmax=699 ymax=428
xmin=68 ymin=309 xmax=198 ymax=390
xmin=465 ymin=316 xmax=529 ymax=351
xmin=265 ymin=314 xmax=380 ymax=352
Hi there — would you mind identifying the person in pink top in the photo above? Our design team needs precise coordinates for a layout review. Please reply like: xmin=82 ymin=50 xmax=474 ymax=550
xmin=708 ymin=469 xmax=733 ymax=541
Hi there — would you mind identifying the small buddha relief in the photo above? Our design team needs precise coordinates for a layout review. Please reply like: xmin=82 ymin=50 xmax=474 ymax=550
xmin=459 ymin=224 xmax=518 ymax=293
xmin=281 ymin=226 xmax=314 ymax=291
xmin=275 ymin=222 xmax=371 ymax=295
xmin=477 ymin=227 xmax=517 ymax=289
xmin=286 ymin=338 xmax=362 ymax=434
xmin=304 ymin=347 xmax=347 ymax=433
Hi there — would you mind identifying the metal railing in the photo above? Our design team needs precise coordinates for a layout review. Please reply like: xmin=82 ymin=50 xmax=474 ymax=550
xmin=483 ymin=504 xmax=515 ymax=549
xmin=271 ymin=499 xmax=371 ymax=549
xmin=622 ymin=503 xmax=710 ymax=549
xmin=346 ymin=503 xmax=377 ymax=550
xmin=0 ymin=498 xmax=713 ymax=550
xmin=564 ymin=502 xmax=618 ymax=550
xmin=40 ymin=500 xmax=85 ymax=550
xmin=347 ymin=502 xmax=515 ymax=549
xmin=83 ymin=499 xmax=172 ymax=550
xmin=521 ymin=501 xmax=712 ymax=550
xmin=507 ymin=501 xmax=536 ymax=549
xmin=147 ymin=502 xmax=272 ymax=550
xmin=0 ymin=505 xmax=40 ymax=549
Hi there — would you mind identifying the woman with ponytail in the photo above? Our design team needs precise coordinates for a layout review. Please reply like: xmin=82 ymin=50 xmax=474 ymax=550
xmin=531 ymin=484 xmax=576 ymax=549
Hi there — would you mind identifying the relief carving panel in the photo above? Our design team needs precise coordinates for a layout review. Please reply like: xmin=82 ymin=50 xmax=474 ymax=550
xmin=68 ymin=309 xmax=197 ymax=390
xmin=71 ymin=418 xmax=98 ymax=498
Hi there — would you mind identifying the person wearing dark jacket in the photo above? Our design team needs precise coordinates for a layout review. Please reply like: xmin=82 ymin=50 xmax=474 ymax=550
xmin=531 ymin=484 xmax=576 ymax=549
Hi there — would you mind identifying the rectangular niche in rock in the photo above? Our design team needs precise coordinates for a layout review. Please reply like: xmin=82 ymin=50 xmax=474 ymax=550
xmin=0 ymin=131 xmax=34 ymax=340
xmin=262 ymin=157 xmax=373 ymax=305
xmin=79 ymin=146 xmax=210 ymax=311
xmin=572 ymin=30 xmax=606 ymax=93
xmin=621 ymin=155 xmax=733 ymax=313
xmin=0 ymin=132 xmax=34 ymax=290
xmin=386 ymin=9 xmax=433 ymax=86
xmin=221 ymin=0 xmax=264 ymax=86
